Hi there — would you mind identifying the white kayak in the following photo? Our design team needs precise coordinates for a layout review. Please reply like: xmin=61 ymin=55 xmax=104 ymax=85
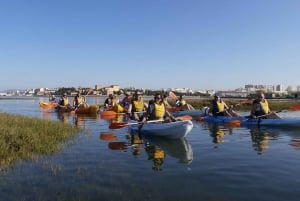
xmin=129 ymin=120 xmax=193 ymax=139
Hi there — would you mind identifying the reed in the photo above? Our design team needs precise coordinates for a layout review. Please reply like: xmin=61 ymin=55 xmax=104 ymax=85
xmin=0 ymin=113 xmax=80 ymax=172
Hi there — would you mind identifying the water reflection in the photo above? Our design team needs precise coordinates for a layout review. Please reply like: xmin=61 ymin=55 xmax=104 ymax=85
xmin=143 ymin=136 xmax=193 ymax=167
xmin=73 ymin=113 xmax=98 ymax=128
xmin=145 ymin=143 xmax=165 ymax=171
xmin=57 ymin=112 xmax=71 ymax=124
xmin=206 ymin=123 xmax=237 ymax=144
xmin=105 ymin=133 xmax=193 ymax=171
xmin=249 ymin=127 xmax=279 ymax=155
xmin=289 ymin=138 xmax=300 ymax=150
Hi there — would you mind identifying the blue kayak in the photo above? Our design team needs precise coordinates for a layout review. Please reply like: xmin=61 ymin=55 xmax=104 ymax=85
xmin=241 ymin=117 xmax=300 ymax=127
xmin=203 ymin=115 xmax=242 ymax=123
xmin=172 ymin=107 xmax=209 ymax=118
xmin=204 ymin=115 xmax=300 ymax=127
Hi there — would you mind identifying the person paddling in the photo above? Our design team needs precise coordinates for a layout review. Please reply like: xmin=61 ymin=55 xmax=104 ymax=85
xmin=250 ymin=93 xmax=280 ymax=119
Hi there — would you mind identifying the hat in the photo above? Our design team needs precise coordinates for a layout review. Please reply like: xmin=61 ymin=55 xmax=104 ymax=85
xmin=125 ymin=92 xmax=131 ymax=96
xmin=63 ymin=93 xmax=67 ymax=96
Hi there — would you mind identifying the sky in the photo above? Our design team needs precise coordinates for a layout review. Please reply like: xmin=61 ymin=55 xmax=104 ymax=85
xmin=1 ymin=0 xmax=300 ymax=91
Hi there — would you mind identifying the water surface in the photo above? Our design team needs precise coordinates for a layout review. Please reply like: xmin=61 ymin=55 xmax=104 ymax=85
xmin=0 ymin=97 xmax=300 ymax=201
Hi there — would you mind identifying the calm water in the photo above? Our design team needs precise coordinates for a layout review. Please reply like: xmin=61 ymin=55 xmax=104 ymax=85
xmin=1 ymin=96 xmax=300 ymax=201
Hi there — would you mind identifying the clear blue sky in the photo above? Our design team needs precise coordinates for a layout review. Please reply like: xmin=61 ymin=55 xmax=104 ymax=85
xmin=1 ymin=0 xmax=300 ymax=91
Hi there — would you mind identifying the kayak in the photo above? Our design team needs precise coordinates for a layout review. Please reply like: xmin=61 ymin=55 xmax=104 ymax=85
xmin=75 ymin=104 xmax=99 ymax=114
xmin=39 ymin=101 xmax=58 ymax=109
xmin=171 ymin=107 xmax=209 ymax=118
xmin=241 ymin=117 xmax=300 ymax=127
xmin=203 ymin=115 xmax=242 ymax=123
xmin=203 ymin=115 xmax=300 ymax=128
xmin=54 ymin=105 xmax=74 ymax=113
xmin=55 ymin=104 xmax=99 ymax=114
xmin=129 ymin=120 xmax=193 ymax=139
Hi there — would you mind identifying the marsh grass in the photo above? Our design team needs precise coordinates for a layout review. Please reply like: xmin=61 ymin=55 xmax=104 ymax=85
xmin=0 ymin=113 xmax=80 ymax=172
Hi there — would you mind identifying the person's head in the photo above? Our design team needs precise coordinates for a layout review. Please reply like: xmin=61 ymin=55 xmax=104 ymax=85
xmin=154 ymin=93 xmax=162 ymax=102
xmin=258 ymin=93 xmax=265 ymax=100
xmin=63 ymin=93 xmax=67 ymax=97
xmin=214 ymin=94 xmax=220 ymax=99
xmin=134 ymin=91 xmax=142 ymax=99
xmin=109 ymin=94 xmax=113 ymax=99
xmin=163 ymin=94 xmax=168 ymax=99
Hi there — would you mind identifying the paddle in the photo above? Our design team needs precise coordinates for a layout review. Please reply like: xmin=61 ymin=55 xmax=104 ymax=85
xmin=243 ymin=110 xmax=284 ymax=122
xmin=176 ymin=115 xmax=193 ymax=120
xmin=109 ymin=119 xmax=164 ymax=129
xmin=100 ymin=110 xmax=145 ymax=116
xmin=288 ymin=103 xmax=300 ymax=111
xmin=169 ymin=91 xmax=177 ymax=100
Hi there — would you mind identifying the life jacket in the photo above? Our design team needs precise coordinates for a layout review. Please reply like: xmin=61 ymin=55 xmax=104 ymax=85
xmin=149 ymin=103 xmax=165 ymax=120
xmin=212 ymin=100 xmax=226 ymax=115
xmin=62 ymin=97 xmax=69 ymax=106
xmin=132 ymin=98 xmax=144 ymax=112
xmin=175 ymin=99 xmax=186 ymax=107
xmin=112 ymin=104 xmax=124 ymax=113
xmin=255 ymin=100 xmax=270 ymax=115
xmin=74 ymin=96 xmax=84 ymax=106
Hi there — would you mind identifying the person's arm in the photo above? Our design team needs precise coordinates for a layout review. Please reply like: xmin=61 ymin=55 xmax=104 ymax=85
xmin=165 ymin=110 xmax=177 ymax=121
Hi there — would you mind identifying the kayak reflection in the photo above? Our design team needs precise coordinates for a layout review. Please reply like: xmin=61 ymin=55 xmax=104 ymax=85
xmin=143 ymin=136 xmax=193 ymax=167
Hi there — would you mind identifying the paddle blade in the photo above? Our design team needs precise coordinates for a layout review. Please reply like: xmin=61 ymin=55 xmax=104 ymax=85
xmin=100 ymin=132 xmax=116 ymax=141
xmin=109 ymin=122 xmax=130 ymax=129
xmin=226 ymin=120 xmax=241 ymax=127
xmin=108 ymin=142 xmax=128 ymax=150
xmin=176 ymin=115 xmax=193 ymax=121
xmin=169 ymin=91 xmax=177 ymax=100
xmin=100 ymin=110 xmax=116 ymax=116
xmin=289 ymin=103 xmax=300 ymax=111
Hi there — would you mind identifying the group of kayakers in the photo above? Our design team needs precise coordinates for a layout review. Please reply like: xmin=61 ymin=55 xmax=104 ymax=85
xmin=50 ymin=92 xmax=89 ymax=111
xmin=103 ymin=90 xmax=194 ymax=123
xmin=101 ymin=90 xmax=281 ymax=122
xmin=208 ymin=92 xmax=280 ymax=119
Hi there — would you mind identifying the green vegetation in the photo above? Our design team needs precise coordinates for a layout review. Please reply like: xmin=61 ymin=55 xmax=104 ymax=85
xmin=0 ymin=113 xmax=80 ymax=172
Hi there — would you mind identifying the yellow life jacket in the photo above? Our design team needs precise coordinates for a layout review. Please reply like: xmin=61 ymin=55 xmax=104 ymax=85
xmin=216 ymin=101 xmax=226 ymax=112
xmin=133 ymin=98 xmax=144 ymax=112
xmin=77 ymin=96 xmax=84 ymax=104
xmin=259 ymin=100 xmax=270 ymax=114
xmin=112 ymin=104 xmax=124 ymax=113
xmin=63 ymin=97 xmax=69 ymax=105
xmin=181 ymin=99 xmax=187 ymax=105
xmin=154 ymin=103 xmax=165 ymax=119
